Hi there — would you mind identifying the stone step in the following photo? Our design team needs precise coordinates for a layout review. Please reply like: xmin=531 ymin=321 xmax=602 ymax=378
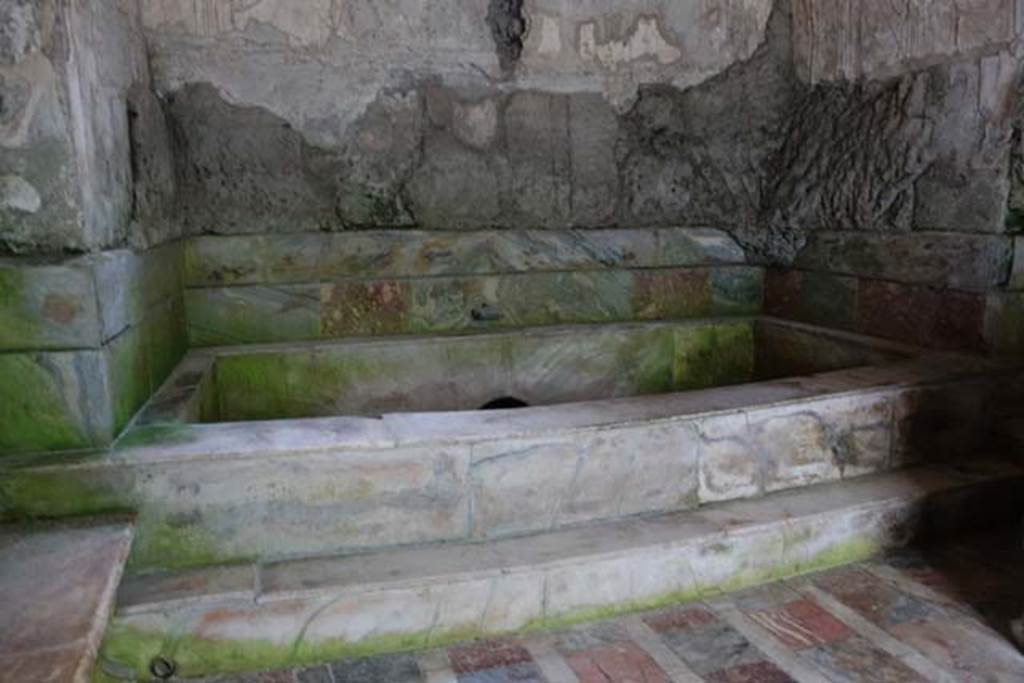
xmin=97 ymin=460 xmax=1024 ymax=680
xmin=0 ymin=519 xmax=134 ymax=683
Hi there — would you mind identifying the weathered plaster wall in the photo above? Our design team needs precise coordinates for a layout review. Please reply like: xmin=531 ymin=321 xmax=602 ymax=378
xmin=0 ymin=0 xmax=179 ymax=255
xmin=139 ymin=0 xmax=785 ymax=234
xmin=765 ymin=1 xmax=1024 ymax=353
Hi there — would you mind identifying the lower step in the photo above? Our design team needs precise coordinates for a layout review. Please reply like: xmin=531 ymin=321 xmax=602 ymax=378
xmin=0 ymin=519 xmax=133 ymax=683
xmin=98 ymin=460 xmax=1023 ymax=680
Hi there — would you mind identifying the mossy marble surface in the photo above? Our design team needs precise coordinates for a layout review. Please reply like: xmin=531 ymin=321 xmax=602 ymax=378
xmin=211 ymin=321 xmax=758 ymax=421
xmin=94 ymin=462 xmax=1023 ymax=680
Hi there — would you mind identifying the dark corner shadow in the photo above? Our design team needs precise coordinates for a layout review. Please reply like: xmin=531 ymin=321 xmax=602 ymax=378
xmin=880 ymin=469 xmax=1024 ymax=650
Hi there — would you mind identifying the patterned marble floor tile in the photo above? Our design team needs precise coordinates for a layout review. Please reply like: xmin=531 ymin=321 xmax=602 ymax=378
xmin=645 ymin=606 xmax=766 ymax=676
xmin=563 ymin=641 xmax=669 ymax=683
xmin=802 ymin=634 xmax=926 ymax=683
xmin=330 ymin=653 xmax=424 ymax=682
xmin=449 ymin=640 xmax=540 ymax=682
xmin=888 ymin=616 xmax=1024 ymax=681
xmin=643 ymin=606 xmax=718 ymax=633
xmin=183 ymin=528 xmax=1024 ymax=683
xmin=726 ymin=583 xmax=805 ymax=613
xmin=703 ymin=660 xmax=795 ymax=683
xmin=231 ymin=670 xmax=297 ymax=682
xmin=550 ymin=621 xmax=634 ymax=654
xmin=745 ymin=599 xmax=852 ymax=649
xmin=295 ymin=665 xmax=333 ymax=683
xmin=456 ymin=661 xmax=548 ymax=683
xmin=811 ymin=567 xmax=939 ymax=628
xmin=875 ymin=549 xmax=965 ymax=599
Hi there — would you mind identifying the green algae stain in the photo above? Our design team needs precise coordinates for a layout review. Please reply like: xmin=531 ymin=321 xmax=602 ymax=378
xmin=96 ymin=534 xmax=889 ymax=680
xmin=711 ymin=268 xmax=764 ymax=315
xmin=99 ymin=619 xmax=486 ymax=680
xmin=106 ymin=327 xmax=152 ymax=436
xmin=0 ymin=467 xmax=132 ymax=519
xmin=0 ymin=267 xmax=42 ymax=348
xmin=115 ymin=423 xmax=196 ymax=450
xmin=0 ymin=354 xmax=90 ymax=454
xmin=673 ymin=322 xmax=756 ymax=391
xmin=628 ymin=327 xmax=676 ymax=395
xmin=127 ymin=514 xmax=233 ymax=572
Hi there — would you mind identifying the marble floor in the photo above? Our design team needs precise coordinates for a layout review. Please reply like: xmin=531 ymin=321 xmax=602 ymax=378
xmin=195 ymin=527 xmax=1024 ymax=683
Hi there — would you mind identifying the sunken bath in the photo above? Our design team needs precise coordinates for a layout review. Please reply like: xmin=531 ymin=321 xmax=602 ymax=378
xmin=20 ymin=313 xmax=1005 ymax=571
xmin=152 ymin=317 xmax=911 ymax=423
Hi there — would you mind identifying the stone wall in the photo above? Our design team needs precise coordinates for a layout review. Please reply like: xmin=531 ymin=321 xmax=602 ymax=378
xmin=138 ymin=0 xmax=787 ymax=234
xmin=182 ymin=228 xmax=761 ymax=346
xmin=0 ymin=245 xmax=185 ymax=455
xmin=138 ymin=0 xmax=1023 ymax=355
xmin=0 ymin=1 xmax=185 ymax=457
xmin=763 ymin=1 xmax=1023 ymax=353
xmin=0 ymin=0 xmax=179 ymax=254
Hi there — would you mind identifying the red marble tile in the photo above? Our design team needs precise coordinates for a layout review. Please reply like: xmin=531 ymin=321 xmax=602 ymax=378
xmin=890 ymin=616 xmax=1024 ymax=680
xmin=812 ymin=567 xmax=938 ymax=628
xmin=448 ymin=640 xmax=533 ymax=674
xmin=805 ymin=634 xmax=926 ymax=682
xmin=747 ymin=599 xmax=852 ymax=649
xmin=855 ymin=279 xmax=984 ymax=350
xmin=321 ymin=279 xmax=411 ymax=336
xmin=705 ymin=660 xmax=795 ymax=683
xmin=633 ymin=269 xmax=712 ymax=319
xmin=643 ymin=606 xmax=719 ymax=633
xmin=564 ymin=641 xmax=669 ymax=683
xmin=856 ymin=280 xmax=937 ymax=347
xmin=764 ymin=269 xmax=802 ymax=319
xmin=929 ymin=289 xmax=985 ymax=350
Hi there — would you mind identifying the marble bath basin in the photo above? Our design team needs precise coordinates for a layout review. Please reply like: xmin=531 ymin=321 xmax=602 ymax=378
xmin=4 ymin=317 xmax=1020 ymax=572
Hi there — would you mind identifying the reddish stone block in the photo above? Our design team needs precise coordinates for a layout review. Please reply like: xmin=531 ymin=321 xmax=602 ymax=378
xmin=747 ymin=599 xmax=852 ymax=649
xmin=856 ymin=279 xmax=985 ymax=350
xmin=633 ymin=268 xmax=712 ymax=319
xmin=447 ymin=640 xmax=533 ymax=674
xmin=705 ymin=660 xmax=795 ymax=683
xmin=643 ymin=606 xmax=719 ymax=633
xmin=857 ymin=279 xmax=936 ymax=347
xmin=764 ymin=269 xmax=802 ymax=319
xmin=889 ymin=616 xmax=1024 ymax=679
xmin=813 ymin=568 xmax=937 ymax=628
xmin=564 ymin=641 xmax=670 ymax=683
xmin=805 ymin=634 xmax=926 ymax=682
xmin=321 ymin=279 xmax=411 ymax=336
xmin=930 ymin=289 xmax=985 ymax=350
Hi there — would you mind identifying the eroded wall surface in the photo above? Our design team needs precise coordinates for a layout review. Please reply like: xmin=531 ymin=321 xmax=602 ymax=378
xmin=0 ymin=0 xmax=180 ymax=255
xmin=138 ymin=0 xmax=787 ymax=234
xmin=0 ymin=1 xmax=185 ymax=456
xmin=770 ymin=0 xmax=1023 ymax=353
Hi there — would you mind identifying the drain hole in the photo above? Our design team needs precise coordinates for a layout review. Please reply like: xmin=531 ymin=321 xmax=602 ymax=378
xmin=479 ymin=396 xmax=529 ymax=410
xmin=149 ymin=656 xmax=176 ymax=679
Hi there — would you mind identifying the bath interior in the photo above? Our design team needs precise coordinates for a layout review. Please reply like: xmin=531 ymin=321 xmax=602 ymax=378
xmin=178 ymin=318 xmax=910 ymax=422
xmin=1 ymin=1 xmax=1023 ymax=681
